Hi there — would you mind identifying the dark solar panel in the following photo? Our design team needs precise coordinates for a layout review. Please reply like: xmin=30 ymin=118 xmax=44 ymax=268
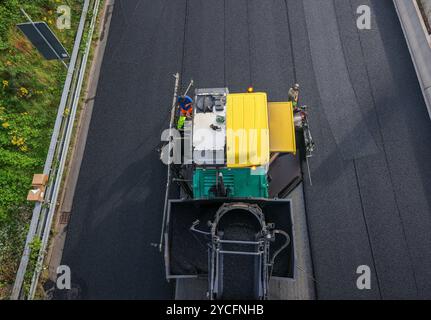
xmin=17 ymin=22 xmax=69 ymax=60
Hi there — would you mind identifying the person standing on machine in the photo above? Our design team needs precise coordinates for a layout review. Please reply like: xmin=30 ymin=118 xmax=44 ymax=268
xmin=288 ymin=83 xmax=300 ymax=108
xmin=177 ymin=95 xmax=193 ymax=130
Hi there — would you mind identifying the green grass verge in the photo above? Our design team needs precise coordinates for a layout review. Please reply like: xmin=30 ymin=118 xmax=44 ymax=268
xmin=0 ymin=0 xmax=83 ymax=299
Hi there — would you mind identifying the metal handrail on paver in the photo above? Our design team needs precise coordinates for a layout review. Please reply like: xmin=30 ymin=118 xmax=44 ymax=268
xmin=11 ymin=0 xmax=101 ymax=300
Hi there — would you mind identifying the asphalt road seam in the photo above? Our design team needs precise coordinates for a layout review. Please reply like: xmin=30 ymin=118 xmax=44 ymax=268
xmin=284 ymin=0 xmax=317 ymax=297
xmin=349 ymin=0 xmax=420 ymax=296
xmin=352 ymin=160 xmax=383 ymax=299
xmin=180 ymin=0 xmax=189 ymax=91
xmin=283 ymin=0 xmax=297 ymax=82
xmin=245 ymin=0 xmax=253 ymax=86
xmin=223 ymin=0 xmax=227 ymax=87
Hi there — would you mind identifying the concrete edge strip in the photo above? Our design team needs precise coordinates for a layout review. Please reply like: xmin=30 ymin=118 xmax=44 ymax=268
xmin=393 ymin=0 xmax=431 ymax=119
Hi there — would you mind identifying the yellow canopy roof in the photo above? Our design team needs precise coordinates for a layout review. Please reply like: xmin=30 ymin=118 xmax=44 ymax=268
xmin=268 ymin=102 xmax=296 ymax=154
xmin=226 ymin=93 xmax=270 ymax=168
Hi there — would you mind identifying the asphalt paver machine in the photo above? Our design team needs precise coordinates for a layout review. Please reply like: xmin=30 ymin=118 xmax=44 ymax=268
xmin=159 ymin=74 xmax=314 ymax=300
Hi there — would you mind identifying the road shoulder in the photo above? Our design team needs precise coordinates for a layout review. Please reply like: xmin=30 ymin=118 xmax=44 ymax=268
xmin=44 ymin=0 xmax=116 ymax=293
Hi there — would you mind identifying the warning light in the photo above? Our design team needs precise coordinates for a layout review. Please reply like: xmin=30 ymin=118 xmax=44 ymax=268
xmin=247 ymin=86 xmax=254 ymax=93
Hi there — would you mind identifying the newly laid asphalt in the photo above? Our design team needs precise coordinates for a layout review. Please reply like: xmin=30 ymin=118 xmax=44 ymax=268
xmin=61 ymin=0 xmax=431 ymax=299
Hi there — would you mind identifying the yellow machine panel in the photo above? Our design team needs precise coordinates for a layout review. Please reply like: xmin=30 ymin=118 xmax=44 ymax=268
xmin=226 ymin=93 xmax=270 ymax=168
xmin=268 ymin=102 xmax=297 ymax=154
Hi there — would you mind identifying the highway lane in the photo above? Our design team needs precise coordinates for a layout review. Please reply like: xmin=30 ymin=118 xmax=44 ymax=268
xmin=300 ymin=0 xmax=431 ymax=299
xmin=60 ymin=0 xmax=185 ymax=299
xmin=60 ymin=0 xmax=431 ymax=299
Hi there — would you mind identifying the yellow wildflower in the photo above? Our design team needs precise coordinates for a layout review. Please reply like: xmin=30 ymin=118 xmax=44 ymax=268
xmin=18 ymin=87 xmax=29 ymax=97
xmin=2 ymin=122 xmax=9 ymax=129
xmin=20 ymin=145 xmax=28 ymax=152
xmin=13 ymin=137 xmax=25 ymax=146
xmin=2 ymin=80 xmax=8 ymax=89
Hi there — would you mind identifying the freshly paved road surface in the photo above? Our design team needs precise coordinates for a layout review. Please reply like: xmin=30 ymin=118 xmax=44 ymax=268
xmin=302 ymin=0 xmax=431 ymax=299
xmin=61 ymin=0 xmax=431 ymax=299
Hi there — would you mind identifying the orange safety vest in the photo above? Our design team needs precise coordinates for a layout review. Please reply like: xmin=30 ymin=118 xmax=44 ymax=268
xmin=180 ymin=104 xmax=193 ymax=116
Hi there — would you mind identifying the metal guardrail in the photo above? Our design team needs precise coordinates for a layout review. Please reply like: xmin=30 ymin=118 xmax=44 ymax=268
xmin=394 ymin=0 xmax=431 ymax=119
xmin=11 ymin=0 xmax=101 ymax=300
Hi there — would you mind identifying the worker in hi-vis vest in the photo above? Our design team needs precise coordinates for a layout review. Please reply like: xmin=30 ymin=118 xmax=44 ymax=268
xmin=178 ymin=95 xmax=193 ymax=117
xmin=288 ymin=83 xmax=300 ymax=108
xmin=177 ymin=95 xmax=193 ymax=130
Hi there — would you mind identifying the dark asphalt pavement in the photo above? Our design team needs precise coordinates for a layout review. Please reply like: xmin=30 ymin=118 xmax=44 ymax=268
xmin=61 ymin=0 xmax=431 ymax=299
xmin=301 ymin=0 xmax=431 ymax=299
